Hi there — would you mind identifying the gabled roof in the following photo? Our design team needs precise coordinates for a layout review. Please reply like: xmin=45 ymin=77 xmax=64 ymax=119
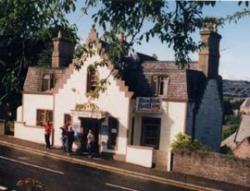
xmin=122 ymin=58 xmax=206 ymax=101
xmin=222 ymin=115 xmax=250 ymax=150
xmin=23 ymin=67 xmax=66 ymax=93
xmin=23 ymin=26 xmax=208 ymax=102
xmin=235 ymin=115 xmax=250 ymax=143
xmin=240 ymin=97 xmax=250 ymax=114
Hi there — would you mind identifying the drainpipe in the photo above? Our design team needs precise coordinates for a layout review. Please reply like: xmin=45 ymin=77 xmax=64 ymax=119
xmin=52 ymin=93 xmax=56 ymax=146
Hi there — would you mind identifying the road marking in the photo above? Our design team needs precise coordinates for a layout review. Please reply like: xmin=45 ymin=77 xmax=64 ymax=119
xmin=0 ymin=156 xmax=64 ymax=175
xmin=105 ymin=183 xmax=140 ymax=191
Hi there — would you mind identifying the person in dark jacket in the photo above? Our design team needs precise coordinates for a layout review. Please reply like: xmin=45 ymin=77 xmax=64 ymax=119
xmin=67 ymin=123 xmax=74 ymax=154
xmin=60 ymin=124 xmax=68 ymax=152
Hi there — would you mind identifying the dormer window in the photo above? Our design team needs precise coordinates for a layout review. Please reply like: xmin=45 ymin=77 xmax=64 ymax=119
xmin=86 ymin=65 xmax=99 ymax=93
xmin=152 ymin=75 xmax=169 ymax=96
xmin=42 ymin=74 xmax=54 ymax=91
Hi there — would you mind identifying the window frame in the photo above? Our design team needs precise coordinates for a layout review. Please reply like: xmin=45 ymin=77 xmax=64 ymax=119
xmin=107 ymin=117 xmax=119 ymax=150
xmin=86 ymin=67 xmax=99 ymax=93
xmin=151 ymin=75 xmax=169 ymax=96
xmin=64 ymin=114 xmax=72 ymax=125
xmin=36 ymin=109 xmax=53 ymax=126
xmin=41 ymin=73 xmax=54 ymax=91
xmin=140 ymin=117 xmax=161 ymax=149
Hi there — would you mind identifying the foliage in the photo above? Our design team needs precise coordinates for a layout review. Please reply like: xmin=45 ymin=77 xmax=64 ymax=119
xmin=0 ymin=0 xmax=78 ymax=119
xmin=222 ymin=115 xmax=241 ymax=140
xmin=222 ymin=97 xmax=242 ymax=140
xmin=220 ymin=145 xmax=234 ymax=156
xmin=16 ymin=177 xmax=47 ymax=191
xmin=83 ymin=0 xmax=218 ymax=68
xmin=171 ymin=133 xmax=207 ymax=152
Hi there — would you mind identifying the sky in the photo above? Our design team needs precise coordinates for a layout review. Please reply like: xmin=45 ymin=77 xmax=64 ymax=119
xmin=67 ymin=1 xmax=250 ymax=81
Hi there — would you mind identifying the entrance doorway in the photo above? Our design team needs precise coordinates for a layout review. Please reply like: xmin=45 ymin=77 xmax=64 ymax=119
xmin=80 ymin=118 xmax=100 ymax=152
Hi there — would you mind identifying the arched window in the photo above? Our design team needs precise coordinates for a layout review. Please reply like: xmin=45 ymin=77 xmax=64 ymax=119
xmin=42 ymin=73 xmax=54 ymax=91
xmin=86 ymin=65 xmax=99 ymax=93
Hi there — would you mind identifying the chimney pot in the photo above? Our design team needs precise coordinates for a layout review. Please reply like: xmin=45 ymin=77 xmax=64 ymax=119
xmin=51 ymin=32 xmax=75 ymax=68
xmin=199 ymin=28 xmax=221 ymax=78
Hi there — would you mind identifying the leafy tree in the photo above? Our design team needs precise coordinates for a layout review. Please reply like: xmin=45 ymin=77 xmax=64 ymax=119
xmin=83 ymin=0 xmax=217 ymax=68
xmin=0 ymin=0 xmax=78 ymax=119
xmin=79 ymin=1 xmax=250 ymax=98
xmin=222 ymin=115 xmax=241 ymax=140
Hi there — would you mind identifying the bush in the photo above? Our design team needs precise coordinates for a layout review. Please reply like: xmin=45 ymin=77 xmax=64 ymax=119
xmin=171 ymin=133 xmax=207 ymax=151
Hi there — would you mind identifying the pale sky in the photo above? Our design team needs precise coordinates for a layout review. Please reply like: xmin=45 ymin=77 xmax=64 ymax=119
xmin=67 ymin=1 xmax=250 ymax=81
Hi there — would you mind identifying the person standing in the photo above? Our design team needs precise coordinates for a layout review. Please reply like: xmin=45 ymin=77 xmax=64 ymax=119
xmin=87 ymin=129 xmax=95 ymax=157
xmin=43 ymin=121 xmax=52 ymax=149
xmin=60 ymin=124 xmax=68 ymax=151
xmin=67 ymin=123 xmax=74 ymax=154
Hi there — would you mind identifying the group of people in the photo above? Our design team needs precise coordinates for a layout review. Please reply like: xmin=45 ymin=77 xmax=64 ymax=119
xmin=42 ymin=121 xmax=96 ymax=157
xmin=60 ymin=123 xmax=96 ymax=156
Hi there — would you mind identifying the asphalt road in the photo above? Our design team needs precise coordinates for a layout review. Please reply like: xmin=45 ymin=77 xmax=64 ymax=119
xmin=0 ymin=145 xmax=190 ymax=191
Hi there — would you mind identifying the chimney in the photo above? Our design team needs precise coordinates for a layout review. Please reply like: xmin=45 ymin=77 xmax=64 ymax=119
xmin=51 ymin=31 xmax=75 ymax=68
xmin=199 ymin=25 xmax=222 ymax=78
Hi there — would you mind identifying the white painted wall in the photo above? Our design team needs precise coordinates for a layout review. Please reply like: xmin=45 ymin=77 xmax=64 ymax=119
xmin=132 ymin=101 xmax=187 ymax=169
xmin=126 ymin=145 xmax=153 ymax=167
xmin=16 ymin=106 xmax=23 ymax=122
xmin=22 ymin=94 xmax=53 ymax=126
xmin=14 ymin=122 xmax=45 ymax=144
xmin=53 ymin=55 xmax=131 ymax=154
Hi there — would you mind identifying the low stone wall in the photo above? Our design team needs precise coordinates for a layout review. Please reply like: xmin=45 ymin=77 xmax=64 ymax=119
xmin=171 ymin=149 xmax=250 ymax=187
xmin=153 ymin=150 xmax=167 ymax=170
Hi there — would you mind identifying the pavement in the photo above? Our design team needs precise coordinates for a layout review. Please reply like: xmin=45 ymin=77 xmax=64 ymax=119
xmin=0 ymin=135 xmax=248 ymax=191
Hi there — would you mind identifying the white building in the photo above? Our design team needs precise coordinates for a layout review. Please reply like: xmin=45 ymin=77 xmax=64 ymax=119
xmin=15 ymin=26 xmax=223 ymax=170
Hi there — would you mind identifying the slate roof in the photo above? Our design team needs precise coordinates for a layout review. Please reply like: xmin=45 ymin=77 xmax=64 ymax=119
xmin=122 ymin=56 xmax=206 ymax=102
xmin=23 ymin=50 xmax=206 ymax=102
xmin=23 ymin=67 xmax=66 ymax=93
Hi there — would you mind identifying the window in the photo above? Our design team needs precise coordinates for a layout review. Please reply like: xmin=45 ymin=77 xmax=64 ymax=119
xmin=151 ymin=75 xmax=169 ymax=96
xmin=36 ymin=110 xmax=53 ymax=126
xmin=141 ymin=117 xmax=161 ymax=149
xmin=108 ymin=117 xmax=119 ymax=150
xmin=42 ymin=74 xmax=54 ymax=91
xmin=86 ymin=65 xmax=99 ymax=93
xmin=64 ymin=114 xmax=72 ymax=125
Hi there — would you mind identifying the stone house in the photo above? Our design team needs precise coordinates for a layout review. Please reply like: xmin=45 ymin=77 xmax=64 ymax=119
xmin=15 ymin=26 xmax=223 ymax=170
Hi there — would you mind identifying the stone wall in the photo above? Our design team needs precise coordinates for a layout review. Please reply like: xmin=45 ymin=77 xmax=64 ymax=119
xmin=153 ymin=150 xmax=167 ymax=170
xmin=171 ymin=149 xmax=250 ymax=188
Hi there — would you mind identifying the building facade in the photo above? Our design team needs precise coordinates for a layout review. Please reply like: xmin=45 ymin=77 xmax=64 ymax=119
xmin=15 ymin=26 xmax=223 ymax=170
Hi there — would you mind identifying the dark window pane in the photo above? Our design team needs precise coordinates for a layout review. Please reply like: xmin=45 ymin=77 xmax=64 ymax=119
xmin=141 ymin=117 xmax=161 ymax=149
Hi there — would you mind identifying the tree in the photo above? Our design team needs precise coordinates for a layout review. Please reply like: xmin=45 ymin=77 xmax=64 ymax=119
xmin=82 ymin=1 xmax=217 ymax=66
xmin=79 ymin=0 xmax=249 ymax=97
xmin=0 ymin=0 xmax=78 ymax=118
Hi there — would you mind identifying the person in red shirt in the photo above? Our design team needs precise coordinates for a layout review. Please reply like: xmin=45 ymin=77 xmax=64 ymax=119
xmin=43 ymin=121 xmax=52 ymax=149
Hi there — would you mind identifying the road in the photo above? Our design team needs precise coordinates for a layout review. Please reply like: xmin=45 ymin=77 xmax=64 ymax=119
xmin=0 ymin=145 xmax=190 ymax=191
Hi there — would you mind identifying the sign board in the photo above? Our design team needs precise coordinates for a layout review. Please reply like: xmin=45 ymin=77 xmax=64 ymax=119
xmin=71 ymin=110 xmax=107 ymax=119
xmin=135 ymin=97 xmax=161 ymax=113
